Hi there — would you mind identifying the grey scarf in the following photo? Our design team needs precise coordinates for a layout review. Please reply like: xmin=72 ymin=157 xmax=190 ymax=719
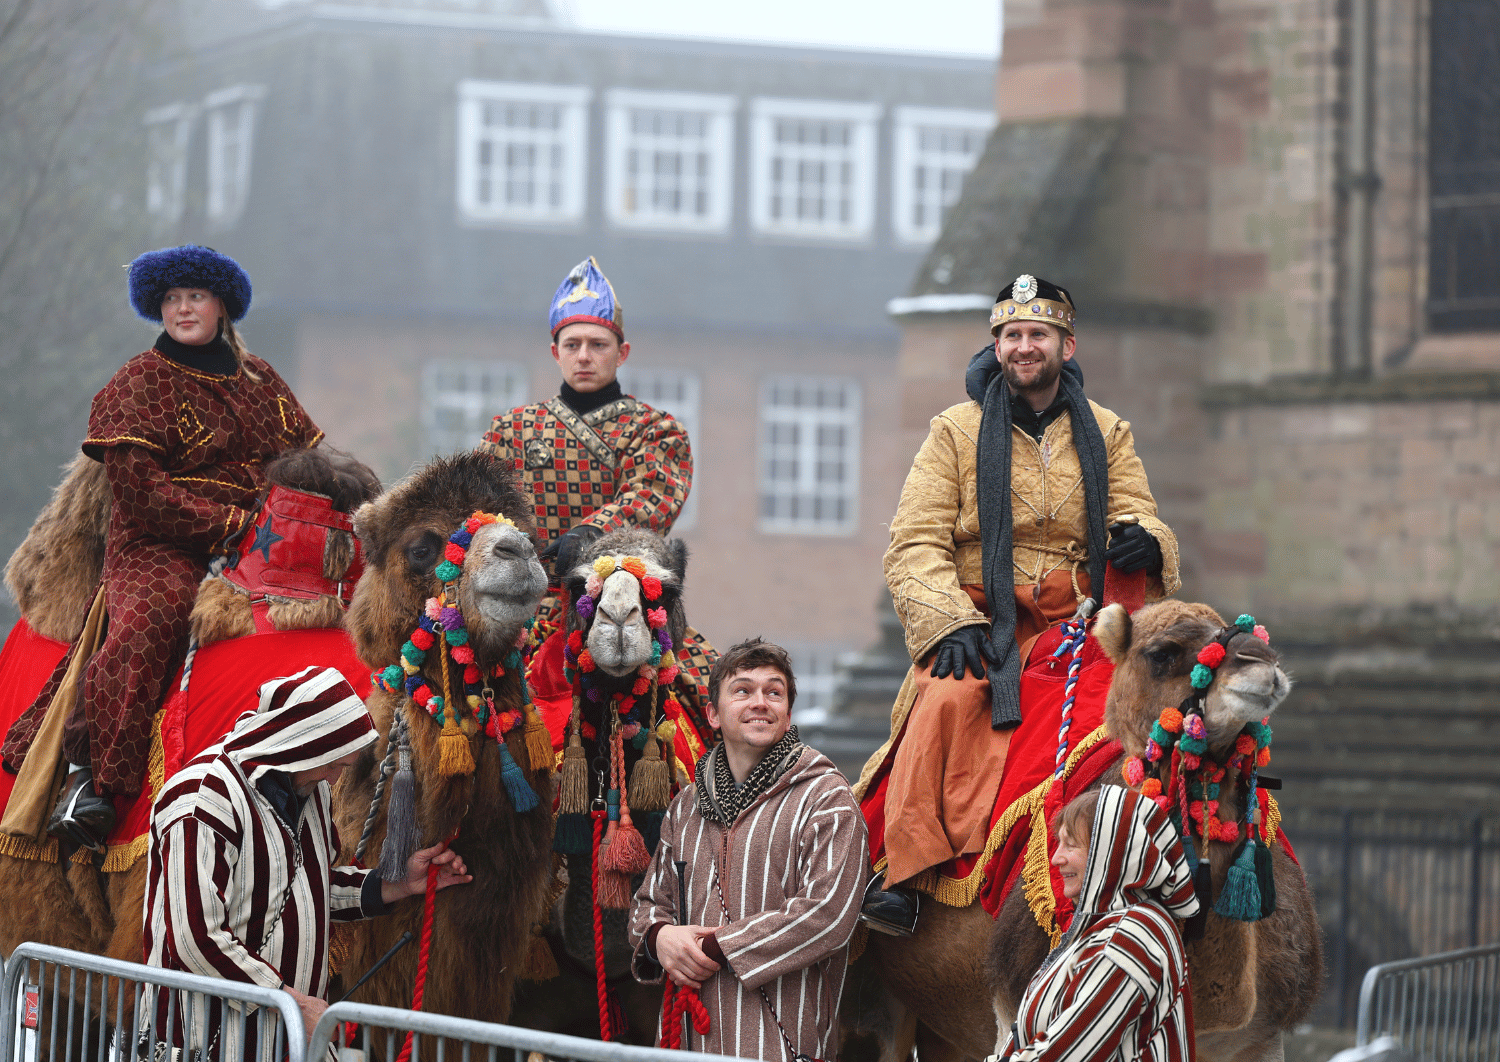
xmin=968 ymin=350 xmax=1109 ymax=728
xmin=695 ymin=727 xmax=804 ymax=826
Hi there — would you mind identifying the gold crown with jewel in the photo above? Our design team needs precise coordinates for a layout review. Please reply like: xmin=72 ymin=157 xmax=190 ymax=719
xmin=989 ymin=274 xmax=1077 ymax=336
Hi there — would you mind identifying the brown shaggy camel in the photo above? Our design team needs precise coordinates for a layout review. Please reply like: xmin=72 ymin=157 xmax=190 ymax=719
xmin=328 ymin=451 xmax=555 ymax=1026
xmin=0 ymin=448 xmax=379 ymax=971
xmin=511 ymin=527 xmax=713 ymax=1043
xmin=847 ymin=600 xmax=1322 ymax=1062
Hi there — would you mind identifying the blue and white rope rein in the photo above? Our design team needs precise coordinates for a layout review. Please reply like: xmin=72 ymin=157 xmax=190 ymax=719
xmin=1052 ymin=598 xmax=1098 ymax=779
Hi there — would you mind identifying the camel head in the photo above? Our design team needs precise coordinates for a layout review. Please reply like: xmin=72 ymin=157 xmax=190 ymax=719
xmin=348 ymin=451 xmax=546 ymax=673
xmin=562 ymin=528 xmax=689 ymax=681
xmin=1095 ymin=599 xmax=1292 ymax=762
xmin=190 ymin=447 xmax=383 ymax=644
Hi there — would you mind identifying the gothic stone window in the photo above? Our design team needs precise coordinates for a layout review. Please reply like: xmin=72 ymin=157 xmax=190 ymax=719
xmin=1428 ymin=0 xmax=1500 ymax=331
xmin=758 ymin=376 xmax=860 ymax=535
xmin=750 ymin=99 xmax=879 ymax=242
xmin=605 ymin=90 xmax=735 ymax=233
xmin=892 ymin=106 xmax=992 ymax=245
xmin=456 ymin=81 xmax=590 ymax=225
xmin=422 ymin=361 xmax=528 ymax=457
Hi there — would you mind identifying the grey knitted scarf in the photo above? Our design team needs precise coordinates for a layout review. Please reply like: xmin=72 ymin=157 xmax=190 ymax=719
xmin=695 ymin=726 xmax=804 ymax=826
xmin=968 ymin=349 xmax=1109 ymax=728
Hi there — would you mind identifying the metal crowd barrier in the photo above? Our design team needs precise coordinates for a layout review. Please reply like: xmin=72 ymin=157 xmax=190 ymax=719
xmin=0 ymin=943 xmax=306 ymax=1062
xmin=1356 ymin=942 xmax=1500 ymax=1062
xmin=310 ymin=1001 xmax=746 ymax=1062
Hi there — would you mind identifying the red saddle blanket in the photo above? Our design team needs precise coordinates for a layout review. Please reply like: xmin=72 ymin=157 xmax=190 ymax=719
xmin=861 ymin=619 xmax=1295 ymax=939
xmin=0 ymin=619 xmax=370 ymax=870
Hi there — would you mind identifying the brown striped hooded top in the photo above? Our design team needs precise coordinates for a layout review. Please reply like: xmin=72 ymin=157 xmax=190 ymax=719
xmin=630 ymin=741 xmax=869 ymax=1061
xmin=1004 ymin=785 xmax=1200 ymax=1062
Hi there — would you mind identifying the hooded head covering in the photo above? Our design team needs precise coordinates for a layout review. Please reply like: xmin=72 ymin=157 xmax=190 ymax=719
xmin=549 ymin=256 xmax=624 ymax=338
xmin=220 ymin=665 xmax=377 ymax=787
xmin=1075 ymin=785 xmax=1199 ymax=923
xmin=127 ymin=244 xmax=253 ymax=322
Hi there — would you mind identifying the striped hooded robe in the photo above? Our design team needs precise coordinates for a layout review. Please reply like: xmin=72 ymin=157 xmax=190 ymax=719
xmin=629 ymin=731 xmax=869 ymax=1062
xmin=1004 ymin=786 xmax=1200 ymax=1062
xmin=143 ymin=666 xmax=380 ymax=1059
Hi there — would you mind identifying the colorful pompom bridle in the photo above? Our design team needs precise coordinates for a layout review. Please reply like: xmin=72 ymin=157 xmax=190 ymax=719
xmin=562 ymin=554 xmax=681 ymax=728
xmin=1122 ymin=614 xmax=1274 ymax=849
xmin=373 ymin=511 xmax=534 ymax=740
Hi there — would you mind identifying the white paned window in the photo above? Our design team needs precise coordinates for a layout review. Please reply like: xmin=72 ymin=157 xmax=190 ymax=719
xmin=759 ymin=376 xmax=860 ymax=535
xmin=457 ymin=81 xmax=590 ymax=225
xmin=750 ymin=98 xmax=878 ymax=241
xmin=203 ymin=85 xmax=265 ymax=230
xmin=619 ymin=366 xmax=701 ymax=530
xmin=784 ymin=643 xmax=853 ymax=718
xmin=892 ymin=106 xmax=992 ymax=244
xmin=422 ymin=361 xmax=529 ymax=457
xmin=605 ymin=90 xmax=735 ymax=233
xmin=145 ymin=103 xmax=196 ymax=224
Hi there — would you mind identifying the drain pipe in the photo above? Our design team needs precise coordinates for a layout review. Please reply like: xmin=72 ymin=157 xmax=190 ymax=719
xmin=1337 ymin=0 xmax=1380 ymax=376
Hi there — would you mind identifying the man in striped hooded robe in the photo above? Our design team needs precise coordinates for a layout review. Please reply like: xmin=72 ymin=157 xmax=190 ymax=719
xmin=629 ymin=638 xmax=868 ymax=1062
xmin=999 ymin=786 xmax=1199 ymax=1062
xmin=144 ymin=665 xmax=470 ymax=1057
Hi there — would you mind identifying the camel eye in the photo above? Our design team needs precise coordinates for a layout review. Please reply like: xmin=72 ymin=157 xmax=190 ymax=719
xmin=1145 ymin=646 xmax=1178 ymax=673
xmin=404 ymin=531 xmax=443 ymax=573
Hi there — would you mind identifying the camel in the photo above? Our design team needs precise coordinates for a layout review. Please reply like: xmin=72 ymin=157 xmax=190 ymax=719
xmin=0 ymin=446 xmax=379 ymax=974
xmin=847 ymin=600 xmax=1322 ymax=1062
xmin=510 ymin=526 xmax=716 ymax=1044
xmin=327 ymin=450 xmax=555 ymax=1026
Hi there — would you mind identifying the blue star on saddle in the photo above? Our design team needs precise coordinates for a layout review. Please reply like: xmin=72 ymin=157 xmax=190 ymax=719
xmin=549 ymin=256 xmax=623 ymax=338
xmin=247 ymin=517 xmax=284 ymax=562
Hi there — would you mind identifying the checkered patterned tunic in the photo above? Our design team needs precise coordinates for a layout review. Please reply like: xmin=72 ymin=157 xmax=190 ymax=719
xmin=477 ymin=395 xmax=692 ymax=554
xmin=2 ymin=349 xmax=320 ymax=794
xmin=478 ymin=395 xmax=715 ymax=729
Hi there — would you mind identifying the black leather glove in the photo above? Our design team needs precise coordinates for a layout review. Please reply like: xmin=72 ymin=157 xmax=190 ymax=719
xmin=540 ymin=524 xmax=604 ymax=577
xmin=1104 ymin=522 xmax=1163 ymax=576
xmin=929 ymin=626 xmax=997 ymax=681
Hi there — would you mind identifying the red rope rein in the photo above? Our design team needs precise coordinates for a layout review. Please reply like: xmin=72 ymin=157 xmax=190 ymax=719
xmin=592 ymin=808 xmax=611 ymax=1042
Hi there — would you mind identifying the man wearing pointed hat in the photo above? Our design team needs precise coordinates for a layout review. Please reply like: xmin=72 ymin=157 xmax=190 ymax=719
xmin=477 ymin=257 xmax=714 ymax=750
xmin=856 ymin=275 xmax=1180 ymax=936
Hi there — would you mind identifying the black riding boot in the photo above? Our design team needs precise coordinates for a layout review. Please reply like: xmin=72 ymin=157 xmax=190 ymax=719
xmin=48 ymin=768 xmax=116 ymax=852
xmin=860 ymin=875 xmax=920 ymax=937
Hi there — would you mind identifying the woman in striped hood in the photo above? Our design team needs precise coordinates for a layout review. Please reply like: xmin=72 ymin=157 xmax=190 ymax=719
xmin=996 ymin=786 xmax=1200 ymax=1062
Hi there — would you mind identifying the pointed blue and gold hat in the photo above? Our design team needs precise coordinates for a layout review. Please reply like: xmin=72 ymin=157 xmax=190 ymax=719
xmin=549 ymin=256 xmax=624 ymax=339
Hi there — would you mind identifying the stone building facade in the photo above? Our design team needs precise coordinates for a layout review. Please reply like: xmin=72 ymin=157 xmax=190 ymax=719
xmin=140 ymin=0 xmax=995 ymax=705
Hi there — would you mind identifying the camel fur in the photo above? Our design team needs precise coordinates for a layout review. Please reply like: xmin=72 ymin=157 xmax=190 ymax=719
xmin=329 ymin=451 xmax=554 ymax=1026
xmin=5 ymin=454 xmax=111 ymax=643
xmin=846 ymin=599 xmax=1322 ymax=1062
xmin=0 ymin=447 xmax=380 ymax=976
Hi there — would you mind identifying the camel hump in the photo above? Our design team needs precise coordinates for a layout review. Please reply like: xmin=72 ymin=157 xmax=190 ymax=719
xmin=5 ymin=453 xmax=110 ymax=643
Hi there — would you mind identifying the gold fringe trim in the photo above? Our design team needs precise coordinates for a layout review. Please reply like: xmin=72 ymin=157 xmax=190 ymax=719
xmin=0 ymin=832 xmax=59 ymax=863
xmin=873 ymin=725 xmax=1113 ymax=913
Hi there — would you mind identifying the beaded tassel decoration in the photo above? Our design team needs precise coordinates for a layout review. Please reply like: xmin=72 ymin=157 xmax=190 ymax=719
xmin=601 ymin=726 xmax=651 ymax=878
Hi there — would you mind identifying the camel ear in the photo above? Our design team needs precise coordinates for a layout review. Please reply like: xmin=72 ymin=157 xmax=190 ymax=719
xmin=667 ymin=538 xmax=688 ymax=583
xmin=352 ymin=500 xmax=381 ymax=558
xmin=1093 ymin=603 xmax=1132 ymax=665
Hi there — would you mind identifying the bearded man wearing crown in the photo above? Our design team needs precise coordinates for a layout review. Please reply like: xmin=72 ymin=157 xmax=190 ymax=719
xmin=856 ymin=275 xmax=1181 ymax=937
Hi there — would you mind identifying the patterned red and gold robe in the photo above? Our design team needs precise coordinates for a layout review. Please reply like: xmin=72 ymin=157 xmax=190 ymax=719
xmin=2 ymin=347 xmax=320 ymax=794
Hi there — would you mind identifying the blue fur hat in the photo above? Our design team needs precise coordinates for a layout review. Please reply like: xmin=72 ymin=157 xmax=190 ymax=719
xmin=549 ymin=256 xmax=623 ymax=338
xmin=128 ymin=244 xmax=253 ymax=322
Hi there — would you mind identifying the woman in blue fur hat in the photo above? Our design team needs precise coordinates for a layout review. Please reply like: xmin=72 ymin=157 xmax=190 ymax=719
xmin=2 ymin=245 xmax=323 ymax=850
